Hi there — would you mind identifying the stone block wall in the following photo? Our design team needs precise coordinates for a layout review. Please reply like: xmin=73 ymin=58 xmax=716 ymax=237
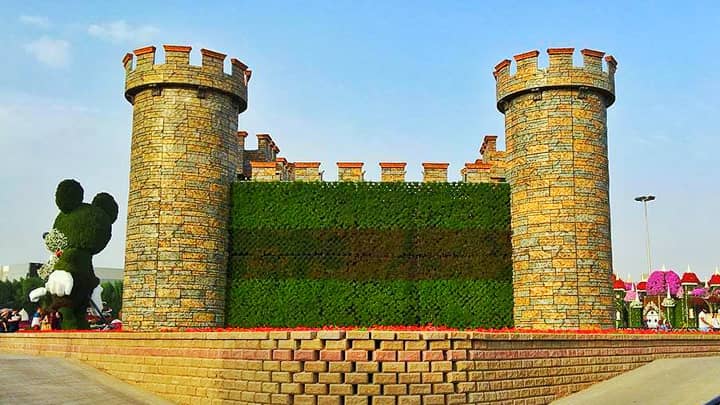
xmin=4 ymin=331 xmax=720 ymax=404
xmin=338 ymin=162 xmax=364 ymax=182
xmin=478 ymin=136 xmax=507 ymax=182
xmin=462 ymin=135 xmax=507 ymax=184
xmin=294 ymin=162 xmax=322 ymax=182
xmin=122 ymin=45 xmax=250 ymax=330
xmin=494 ymin=48 xmax=617 ymax=329
xmin=250 ymin=162 xmax=278 ymax=181
xmin=239 ymin=133 xmax=282 ymax=180
xmin=422 ymin=163 xmax=449 ymax=183
xmin=462 ymin=162 xmax=493 ymax=183
xmin=379 ymin=163 xmax=407 ymax=182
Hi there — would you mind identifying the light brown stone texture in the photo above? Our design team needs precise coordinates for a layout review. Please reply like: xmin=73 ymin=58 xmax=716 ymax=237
xmin=250 ymin=161 xmax=278 ymax=181
xmin=462 ymin=135 xmax=507 ymax=183
xmin=294 ymin=162 xmax=322 ymax=182
xmin=123 ymin=45 xmax=249 ymax=330
xmin=337 ymin=162 xmax=364 ymax=182
xmin=238 ymin=133 xmax=282 ymax=180
xmin=4 ymin=331 xmax=720 ymax=404
xmin=422 ymin=163 xmax=449 ymax=183
xmin=462 ymin=162 xmax=493 ymax=183
xmin=379 ymin=162 xmax=407 ymax=182
xmin=495 ymin=48 xmax=616 ymax=329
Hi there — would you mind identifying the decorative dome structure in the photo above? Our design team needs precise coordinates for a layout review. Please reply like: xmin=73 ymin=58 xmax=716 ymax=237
xmin=709 ymin=268 xmax=720 ymax=287
xmin=680 ymin=270 xmax=701 ymax=286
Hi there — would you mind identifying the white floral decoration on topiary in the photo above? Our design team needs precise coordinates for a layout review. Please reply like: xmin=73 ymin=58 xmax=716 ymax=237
xmin=38 ymin=229 xmax=68 ymax=281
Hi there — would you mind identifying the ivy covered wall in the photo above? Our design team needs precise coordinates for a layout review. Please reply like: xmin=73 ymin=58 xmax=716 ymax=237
xmin=227 ymin=182 xmax=513 ymax=328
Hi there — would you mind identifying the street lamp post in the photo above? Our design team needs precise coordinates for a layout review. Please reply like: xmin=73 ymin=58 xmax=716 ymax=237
xmin=634 ymin=195 xmax=656 ymax=273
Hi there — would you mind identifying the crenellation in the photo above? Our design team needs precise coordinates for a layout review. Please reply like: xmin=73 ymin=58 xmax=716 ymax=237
xmin=547 ymin=48 xmax=574 ymax=69
xmin=513 ymin=50 xmax=539 ymax=73
xmin=379 ymin=162 xmax=407 ymax=182
xmin=493 ymin=59 xmax=511 ymax=79
xmin=462 ymin=135 xmax=507 ymax=183
xmin=422 ymin=163 xmax=449 ymax=183
xmin=495 ymin=48 xmax=616 ymax=113
xmin=250 ymin=161 xmax=277 ymax=182
xmin=133 ymin=46 xmax=156 ymax=70
xmin=163 ymin=45 xmax=191 ymax=65
xmin=462 ymin=162 xmax=492 ymax=183
xmin=337 ymin=162 xmax=364 ymax=182
xmin=580 ymin=49 xmax=605 ymax=72
xmin=122 ymin=52 xmax=133 ymax=72
xmin=123 ymin=45 xmax=248 ymax=110
xmin=294 ymin=162 xmax=322 ymax=182
xmin=230 ymin=58 xmax=251 ymax=85
xmin=200 ymin=48 xmax=226 ymax=73
xmin=604 ymin=55 xmax=618 ymax=72
xmin=257 ymin=133 xmax=272 ymax=155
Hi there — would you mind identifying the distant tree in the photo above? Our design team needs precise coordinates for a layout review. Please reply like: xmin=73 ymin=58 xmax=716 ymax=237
xmin=100 ymin=280 xmax=123 ymax=318
xmin=0 ymin=279 xmax=19 ymax=308
xmin=16 ymin=277 xmax=46 ymax=315
xmin=0 ymin=276 xmax=46 ymax=315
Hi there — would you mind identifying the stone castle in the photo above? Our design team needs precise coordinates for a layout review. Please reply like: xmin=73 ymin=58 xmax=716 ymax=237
xmin=121 ymin=45 xmax=616 ymax=331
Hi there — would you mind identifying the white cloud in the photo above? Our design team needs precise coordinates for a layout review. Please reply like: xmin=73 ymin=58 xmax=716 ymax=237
xmin=23 ymin=37 xmax=70 ymax=68
xmin=87 ymin=20 xmax=159 ymax=44
xmin=19 ymin=15 xmax=50 ymax=28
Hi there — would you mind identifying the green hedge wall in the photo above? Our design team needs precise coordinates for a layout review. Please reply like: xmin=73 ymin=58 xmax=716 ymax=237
xmin=227 ymin=182 xmax=513 ymax=328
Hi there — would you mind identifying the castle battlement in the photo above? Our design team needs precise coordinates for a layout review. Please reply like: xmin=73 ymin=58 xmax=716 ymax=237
xmin=494 ymin=48 xmax=616 ymax=112
xmin=123 ymin=44 xmax=250 ymax=112
xmin=241 ymin=133 xmax=507 ymax=184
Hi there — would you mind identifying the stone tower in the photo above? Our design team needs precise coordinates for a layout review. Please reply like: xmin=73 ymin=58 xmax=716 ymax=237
xmin=494 ymin=48 xmax=617 ymax=329
xmin=122 ymin=45 xmax=250 ymax=330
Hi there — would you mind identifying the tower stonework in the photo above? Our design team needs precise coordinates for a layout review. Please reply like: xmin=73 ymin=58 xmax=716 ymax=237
xmin=495 ymin=48 xmax=617 ymax=329
xmin=122 ymin=45 xmax=250 ymax=330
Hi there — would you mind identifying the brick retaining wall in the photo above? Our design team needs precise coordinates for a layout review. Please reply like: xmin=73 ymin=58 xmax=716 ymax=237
xmin=2 ymin=331 xmax=720 ymax=404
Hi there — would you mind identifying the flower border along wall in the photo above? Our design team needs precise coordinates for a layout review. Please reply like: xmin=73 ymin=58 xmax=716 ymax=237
xmin=226 ymin=181 xmax=513 ymax=328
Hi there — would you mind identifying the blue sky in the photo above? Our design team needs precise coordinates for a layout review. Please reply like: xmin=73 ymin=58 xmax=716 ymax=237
xmin=1 ymin=1 xmax=718 ymax=283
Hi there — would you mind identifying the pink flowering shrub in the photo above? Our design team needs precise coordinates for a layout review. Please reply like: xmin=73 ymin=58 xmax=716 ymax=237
xmin=646 ymin=269 xmax=681 ymax=296
xmin=624 ymin=290 xmax=637 ymax=302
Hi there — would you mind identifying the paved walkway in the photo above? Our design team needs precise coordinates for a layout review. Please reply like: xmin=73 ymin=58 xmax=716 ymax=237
xmin=0 ymin=354 xmax=174 ymax=404
xmin=553 ymin=356 xmax=720 ymax=405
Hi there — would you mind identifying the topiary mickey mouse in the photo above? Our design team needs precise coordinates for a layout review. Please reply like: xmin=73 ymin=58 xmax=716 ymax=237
xmin=29 ymin=179 xmax=118 ymax=329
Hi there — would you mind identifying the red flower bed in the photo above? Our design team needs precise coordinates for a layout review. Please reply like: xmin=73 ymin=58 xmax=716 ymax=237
xmin=14 ymin=324 xmax=718 ymax=335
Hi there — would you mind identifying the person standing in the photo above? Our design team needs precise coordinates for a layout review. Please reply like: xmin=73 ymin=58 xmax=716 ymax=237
xmin=6 ymin=310 xmax=20 ymax=332
xmin=30 ymin=307 xmax=42 ymax=330
xmin=40 ymin=310 xmax=51 ymax=331
xmin=699 ymin=309 xmax=711 ymax=332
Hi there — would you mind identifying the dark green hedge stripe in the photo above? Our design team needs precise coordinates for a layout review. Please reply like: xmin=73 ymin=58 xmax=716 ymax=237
xmin=228 ymin=256 xmax=511 ymax=281
xmin=231 ymin=229 xmax=511 ymax=258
